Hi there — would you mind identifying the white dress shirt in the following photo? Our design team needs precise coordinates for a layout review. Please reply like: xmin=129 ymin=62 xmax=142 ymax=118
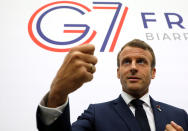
xmin=39 ymin=91 xmax=156 ymax=131
xmin=121 ymin=91 xmax=156 ymax=131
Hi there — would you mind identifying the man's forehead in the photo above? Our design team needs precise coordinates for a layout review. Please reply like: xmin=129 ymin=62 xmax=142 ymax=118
xmin=119 ymin=46 xmax=152 ymax=59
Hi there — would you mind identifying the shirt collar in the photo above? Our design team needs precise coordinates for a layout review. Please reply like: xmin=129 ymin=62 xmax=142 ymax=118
xmin=121 ymin=91 xmax=151 ymax=108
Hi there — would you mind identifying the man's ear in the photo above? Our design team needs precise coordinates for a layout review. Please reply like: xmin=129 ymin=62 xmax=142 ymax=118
xmin=117 ymin=68 xmax=120 ymax=79
xmin=151 ymin=68 xmax=156 ymax=79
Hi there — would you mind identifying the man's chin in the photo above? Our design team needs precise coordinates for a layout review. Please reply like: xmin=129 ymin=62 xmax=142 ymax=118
xmin=126 ymin=84 xmax=141 ymax=91
xmin=123 ymin=86 xmax=146 ymax=97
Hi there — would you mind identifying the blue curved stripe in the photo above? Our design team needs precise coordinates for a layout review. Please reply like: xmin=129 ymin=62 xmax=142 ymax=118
xmin=36 ymin=6 xmax=89 ymax=45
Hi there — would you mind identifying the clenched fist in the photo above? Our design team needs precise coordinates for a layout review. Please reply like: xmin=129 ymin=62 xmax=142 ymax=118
xmin=47 ymin=44 xmax=97 ymax=108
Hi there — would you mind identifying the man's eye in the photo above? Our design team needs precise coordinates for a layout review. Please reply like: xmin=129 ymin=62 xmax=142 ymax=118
xmin=123 ymin=59 xmax=131 ymax=64
xmin=137 ymin=59 xmax=146 ymax=64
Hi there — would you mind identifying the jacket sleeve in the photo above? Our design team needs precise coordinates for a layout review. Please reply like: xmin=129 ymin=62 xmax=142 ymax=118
xmin=37 ymin=103 xmax=95 ymax=131
xmin=36 ymin=103 xmax=71 ymax=131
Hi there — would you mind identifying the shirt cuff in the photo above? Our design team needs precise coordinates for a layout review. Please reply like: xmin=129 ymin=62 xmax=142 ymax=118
xmin=38 ymin=93 xmax=68 ymax=125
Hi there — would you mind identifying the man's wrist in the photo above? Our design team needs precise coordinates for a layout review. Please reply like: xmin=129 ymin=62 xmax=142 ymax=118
xmin=47 ymin=91 xmax=68 ymax=108
xmin=39 ymin=92 xmax=69 ymax=125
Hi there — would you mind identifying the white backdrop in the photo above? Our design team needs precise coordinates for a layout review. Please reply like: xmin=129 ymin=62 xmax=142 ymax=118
xmin=0 ymin=0 xmax=188 ymax=130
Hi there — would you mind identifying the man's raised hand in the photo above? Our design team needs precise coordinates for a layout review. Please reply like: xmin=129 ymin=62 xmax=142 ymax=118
xmin=47 ymin=44 xmax=97 ymax=108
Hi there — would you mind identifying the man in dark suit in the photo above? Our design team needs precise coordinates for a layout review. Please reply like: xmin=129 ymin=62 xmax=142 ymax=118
xmin=37 ymin=39 xmax=188 ymax=131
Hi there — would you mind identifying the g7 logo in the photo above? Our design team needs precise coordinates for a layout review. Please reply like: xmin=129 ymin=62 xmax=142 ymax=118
xmin=28 ymin=1 xmax=128 ymax=52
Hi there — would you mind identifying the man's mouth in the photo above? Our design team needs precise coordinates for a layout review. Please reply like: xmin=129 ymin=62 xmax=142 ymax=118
xmin=127 ymin=76 xmax=141 ymax=82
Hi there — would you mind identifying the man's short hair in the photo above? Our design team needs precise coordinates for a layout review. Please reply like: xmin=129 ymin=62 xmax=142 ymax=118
xmin=117 ymin=39 xmax=156 ymax=68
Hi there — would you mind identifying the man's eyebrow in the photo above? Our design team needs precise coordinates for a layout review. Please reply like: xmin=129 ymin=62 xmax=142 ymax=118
xmin=121 ymin=57 xmax=131 ymax=61
xmin=137 ymin=57 xmax=146 ymax=60
xmin=136 ymin=56 xmax=148 ymax=59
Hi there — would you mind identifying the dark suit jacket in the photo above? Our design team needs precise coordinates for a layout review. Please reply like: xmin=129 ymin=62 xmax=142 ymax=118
xmin=37 ymin=96 xmax=188 ymax=131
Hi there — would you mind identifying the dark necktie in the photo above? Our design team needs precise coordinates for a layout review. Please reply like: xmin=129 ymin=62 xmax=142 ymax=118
xmin=131 ymin=99 xmax=151 ymax=131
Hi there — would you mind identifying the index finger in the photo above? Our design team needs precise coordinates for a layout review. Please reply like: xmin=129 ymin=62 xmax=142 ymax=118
xmin=170 ymin=121 xmax=184 ymax=131
xmin=70 ymin=44 xmax=95 ymax=55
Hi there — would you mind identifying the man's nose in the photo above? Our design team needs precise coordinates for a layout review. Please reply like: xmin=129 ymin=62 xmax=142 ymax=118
xmin=130 ymin=61 xmax=138 ymax=74
xmin=131 ymin=61 xmax=137 ymax=69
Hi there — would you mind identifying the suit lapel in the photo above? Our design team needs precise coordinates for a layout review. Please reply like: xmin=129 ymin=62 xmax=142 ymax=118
xmin=112 ymin=95 xmax=169 ymax=131
xmin=150 ymin=97 xmax=168 ymax=131
xmin=113 ymin=96 xmax=141 ymax=131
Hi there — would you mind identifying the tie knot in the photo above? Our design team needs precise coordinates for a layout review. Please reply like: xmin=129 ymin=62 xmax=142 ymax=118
xmin=131 ymin=99 xmax=144 ymax=108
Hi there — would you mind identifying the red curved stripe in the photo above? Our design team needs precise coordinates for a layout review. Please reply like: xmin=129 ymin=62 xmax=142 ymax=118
xmin=28 ymin=1 xmax=91 ymax=52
